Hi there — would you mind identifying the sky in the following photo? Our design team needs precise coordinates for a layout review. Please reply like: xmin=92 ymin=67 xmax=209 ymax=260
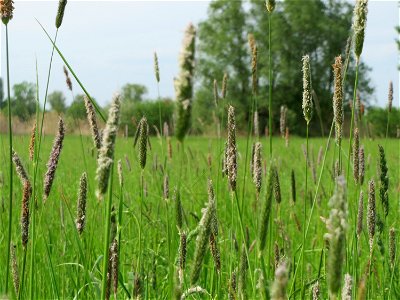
xmin=0 ymin=0 xmax=399 ymax=108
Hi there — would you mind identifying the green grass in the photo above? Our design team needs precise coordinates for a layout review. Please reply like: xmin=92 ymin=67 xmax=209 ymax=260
xmin=0 ymin=134 xmax=399 ymax=299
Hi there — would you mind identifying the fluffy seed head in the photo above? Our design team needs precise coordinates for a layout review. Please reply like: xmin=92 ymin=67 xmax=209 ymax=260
xmin=388 ymin=81 xmax=393 ymax=112
xmin=342 ymin=274 xmax=353 ymax=300
xmin=352 ymin=0 xmax=368 ymax=59
xmin=55 ymin=0 xmax=67 ymax=28
xmin=43 ymin=117 xmax=65 ymax=201
xmin=76 ymin=172 xmax=87 ymax=235
xmin=254 ymin=110 xmax=259 ymax=138
xmin=137 ymin=117 xmax=149 ymax=170
xmin=248 ymin=33 xmax=258 ymax=95
xmin=227 ymin=105 xmax=237 ymax=191
xmin=325 ymin=176 xmax=348 ymax=297
xmin=12 ymin=149 xmax=29 ymax=185
xmin=378 ymin=145 xmax=389 ymax=217
xmin=154 ymin=52 xmax=160 ymax=83
xmin=29 ymin=122 xmax=36 ymax=161
xmin=238 ymin=243 xmax=248 ymax=299
xmin=253 ymin=142 xmax=262 ymax=196
xmin=0 ymin=0 xmax=14 ymax=24
xmin=333 ymin=56 xmax=344 ymax=145
xmin=266 ymin=0 xmax=276 ymax=13
xmin=110 ymin=239 xmax=119 ymax=297
xmin=84 ymin=95 xmax=101 ymax=150
xmin=117 ymin=159 xmax=123 ymax=187
xmin=302 ymin=55 xmax=313 ymax=124
xmin=63 ymin=66 xmax=73 ymax=91
xmin=359 ymin=146 xmax=365 ymax=185
xmin=280 ymin=105 xmax=287 ymax=138
xmin=221 ymin=72 xmax=228 ymax=99
xmin=259 ymin=166 xmax=274 ymax=252
xmin=312 ymin=281 xmax=320 ymax=300
xmin=270 ymin=260 xmax=289 ymax=300
xmin=389 ymin=227 xmax=396 ymax=268
xmin=95 ymin=94 xmax=120 ymax=200
xmin=163 ymin=175 xmax=169 ymax=200
xmin=353 ymin=128 xmax=360 ymax=183
xmin=174 ymin=188 xmax=183 ymax=231
xmin=174 ymin=23 xmax=196 ymax=142
xmin=367 ymin=180 xmax=376 ymax=252
xmin=10 ymin=243 xmax=19 ymax=295
xmin=273 ymin=166 xmax=281 ymax=204
xmin=21 ymin=181 xmax=32 ymax=248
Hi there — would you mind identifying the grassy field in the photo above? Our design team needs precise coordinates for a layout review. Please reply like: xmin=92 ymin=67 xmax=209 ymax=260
xmin=0 ymin=133 xmax=399 ymax=299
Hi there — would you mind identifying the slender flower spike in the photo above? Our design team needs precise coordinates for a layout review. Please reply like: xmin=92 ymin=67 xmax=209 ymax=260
xmin=0 ymin=0 xmax=14 ymax=24
xmin=55 ymin=0 xmax=67 ymax=28
xmin=253 ymin=142 xmax=262 ymax=196
xmin=12 ymin=150 xmax=29 ymax=184
xmin=266 ymin=0 xmax=276 ymax=13
xmin=10 ymin=243 xmax=19 ymax=295
xmin=352 ymin=0 xmax=368 ymax=60
xmin=227 ymin=105 xmax=237 ymax=191
xmin=21 ymin=181 xmax=32 ymax=248
xmin=342 ymin=274 xmax=353 ymax=300
xmin=359 ymin=146 xmax=365 ymax=185
xmin=378 ymin=145 xmax=389 ymax=217
xmin=117 ymin=159 xmax=123 ymax=187
xmin=324 ymin=176 xmax=348 ymax=297
xmin=136 ymin=117 xmax=149 ymax=170
xmin=388 ymin=81 xmax=393 ymax=112
xmin=221 ymin=72 xmax=228 ymax=99
xmin=29 ymin=122 xmax=36 ymax=161
xmin=43 ymin=117 xmax=65 ymax=202
xmin=302 ymin=55 xmax=313 ymax=124
xmin=174 ymin=23 xmax=196 ymax=142
xmin=332 ymin=56 xmax=343 ymax=145
xmin=357 ymin=191 xmax=364 ymax=239
xmin=389 ymin=227 xmax=396 ymax=268
xmin=76 ymin=172 xmax=87 ymax=235
xmin=154 ymin=52 xmax=160 ymax=83
xmin=353 ymin=128 xmax=360 ymax=183
xmin=84 ymin=95 xmax=102 ymax=150
xmin=259 ymin=166 xmax=274 ymax=252
xmin=367 ymin=180 xmax=376 ymax=252
xmin=96 ymin=94 xmax=121 ymax=200
xmin=63 ymin=66 xmax=73 ymax=91
xmin=280 ymin=105 xmax=287 ymax=138
xmin=213 ymin=79 xmax=219 ymax=107
xmin=248 ymin=33 xmax=258 ymax=95
xmin=270 ymin=260 xmax=289 ymax=300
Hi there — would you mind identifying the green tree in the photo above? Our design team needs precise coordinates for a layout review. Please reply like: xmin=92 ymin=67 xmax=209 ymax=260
xmin=48 ymin=91 xmax=67 ymax=114
xmin=195 ymin=0 xmax=374 ymax=135
xmin=193 ymin=0 xmax=250 ymax=132
xmin=67 ymin=94 xmax=87 ymax=120
xmin=121 ymin=83 xmax=148 ymax=103
xmin=11 ymin=81 xmax=36 ymax=121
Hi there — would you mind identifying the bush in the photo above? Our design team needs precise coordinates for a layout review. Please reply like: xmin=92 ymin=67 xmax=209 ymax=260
xmin=366 ymin=107 xmax=399 ymax=138
xmin=120 ymin=98 xmax=174 ymax=136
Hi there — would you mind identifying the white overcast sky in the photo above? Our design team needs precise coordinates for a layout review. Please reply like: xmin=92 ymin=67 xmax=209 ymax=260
xmin=0 ymin=0 xmax=399 ymax=108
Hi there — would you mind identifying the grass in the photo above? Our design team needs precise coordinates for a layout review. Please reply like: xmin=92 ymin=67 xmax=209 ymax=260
xmin=1 ymin=133 xmax=399 ymax=299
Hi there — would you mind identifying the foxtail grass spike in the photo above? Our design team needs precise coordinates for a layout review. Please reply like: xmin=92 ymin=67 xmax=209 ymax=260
xmin=266 ymin=0 xmax=276 ymax=13
xmin=273 ymin=165 xmax=281 ymax=204
xmin=357 ymin=191 xmax=364 ymax=239
xmin=163 ymin=175 xmax=169 ymax=201
xmin=259 ymin=166 xmax=274 ymax=252
xmin=43 ymin=117 xmax=65 ymax=202
xmin=227 ymin=105 xmax=237 ymax=191
xmin=359 ymin=146 xmax=365 ymax=185
xmin=312 ymin=281 xmax=320 ymax=300
xmin=174 ymin=23 xmax=196 ymax=142
xmin=253 ymin=142 xmax=262 ymax=196
xmin=95 ymin=93 xmax=120 ymax=200
xmin=76 ymin=172 xmax=87 ymax=235
xmin=378 ymin=145 xmax=389 ymax=217
xmin=291 ymin=169 xmax=296 ymax=203
xmin=248 ymin=33 xmax=258 ymax=95
xmin=12 ymin=149 xmax=29 ymax=184
xmin=29 ymin=122 xmax=36 ymax=161
xmin=352 ymin=0 xmax=368 ymax=60
xmin=84 ymin=95 xmax=101 ymax=150
xmin=154 ymin=52 xmax=160 ymax=83
xmin=280 ymin=105 xmax=287 ymax=138
xmin=238 ymin=243 xmax=248 ymax=299
xmin=0 ymin=0 xmax=14 ymax=24
xmin=353 ymin=128 xmax=360 ymax=183
xmin=55 ymin=0 xmax=67 ymax=28
xmin=117 ymin=159 xmax=123 ymax=187
xmin=325 ymin=176 xmax=348 ymax=297
xmin=302 ymin=55 xmax=313 ymax=124
xmin=342 ymin=274 xmax=353 ymax=300
xmin=333 ymin=56 xmax=343 ymax=145
xmin=388 ymin=81 xmax=393 ymax=112
xmin=254 ymin=110 xmax=259 ymax=138
xmin=21 ymin=181 xmax=32 ymax=248
xmin=137 ymin=117 xmax=149 ymax=169
xmin=389 ymin=227 xmax=395 ymax=268
xmin=221 ymin=72 xmax=228 ymax=99
xmin=174 ymin=188 xmax=183 ymax=231
xmin=367 ymin=180 xmax=376 ymax=252
xmin=63 ymin=65 xmax=72 ymax=91
xmin=110 ymin=238 xmax=119 ymax=297
xmin=190 ymin=181 xmax=214 ymax=285
xmin=10 ymin=243 xmax=19 ymax=295
xmin=270 ymin=260 xmax=289 ymax=300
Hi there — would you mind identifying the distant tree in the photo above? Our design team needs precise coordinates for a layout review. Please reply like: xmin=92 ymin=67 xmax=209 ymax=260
xmin=194 ymin=0 xmax=250 ymax=131
xmin=11 ymin=82 xmax=36 ymax=121
xmin=121 ymin=83 xmax=148 ymax=102
xmin=66 ymin=94 xmax=87 ymax=120
xmin=48 ymin=91 xmax=67 ymax=114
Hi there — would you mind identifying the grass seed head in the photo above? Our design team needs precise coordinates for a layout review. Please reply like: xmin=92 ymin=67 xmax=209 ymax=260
xmin=312 ymin=281 xmax=320 ymax=300
xmin=359 ymin=146 xmax=365 ymax=185
xmin=253 ymin=142 xmax=262 ymax=196
xmin=84 ymin=95 xmax=101 ymax=150
xmin=389 ymin=227 xmax=396 ymax=268
xmin=357 ymin=191 xmax=364 ymax=239
xmin=95 ymin=94 xmax=120 ymax=200
xmin=29 ymin=122 xmax=36 ymax=161
xmin=10 ymin=243 xmax=19 ymax=295
xmin=273 ymin=165 xmax=281 ymax=204
xmin=55 ymin=0 xmax=67 ymax=28
xmin=21 ymin=181 xmax=32 ymax=248
xmin=43 ymin=117 xmax=65 ymax=201
xmin=221 ymin=72 xmax=228 ymax=99
xmin=367 ymin=179 xmax=376 ymax=252
xmin=378 ymin=145 xmax=389 ymax=217
xmin=280 ymin=105 xmax=287 ymax=138
xmin=259 ymin=166 xmax=274 ymax=252
xmin=76 ymin=172 xmax=87 ymax=235
xmin=353 ymin=127 xmax=360 ymax=183
xmin=270 ymin=260 xmax=289 ymax=300
xmin=333 ymin=55 xmax=343 ymax=145
xmin=154 ymin=51 xmax=160 ymax=83
xmin=227 ymin=105 xmax=237 ymax=191
xmin=0 ymin=0 xmax=14 ymax=24
xmin=248 ymin=33 xmax=258 ymax=95
xmin=353 ymin=0 xmax=368 ymax=60
xmin=302 ymin=55 xmax=313 ymax=124
xmin=291 ymin=169 xmax=296 ymax=203
xmin=138 ymin=116 xmax=149 ymax=169
xmin=12 ymin=149 xmax=30 ymax=185
xmin=388 ymin=81 xmax=393 ymax=112
xmin=163 ymin=175 xmax=169 ymax=201
xmin=342 ymin=274 xmax=353 ymax=300
xmin=266 ymin=0 xmax=276 ymax=13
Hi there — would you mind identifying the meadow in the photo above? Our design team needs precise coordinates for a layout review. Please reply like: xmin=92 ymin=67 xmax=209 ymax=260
xmin=0 ymin=132 xmax=399 ymax=299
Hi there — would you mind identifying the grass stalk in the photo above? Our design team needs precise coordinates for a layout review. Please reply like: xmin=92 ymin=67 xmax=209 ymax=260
xmin=268 ymin=12 xmax=273 ymax=157
xmin=5 ymin=23 xmax=13 ymax=295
